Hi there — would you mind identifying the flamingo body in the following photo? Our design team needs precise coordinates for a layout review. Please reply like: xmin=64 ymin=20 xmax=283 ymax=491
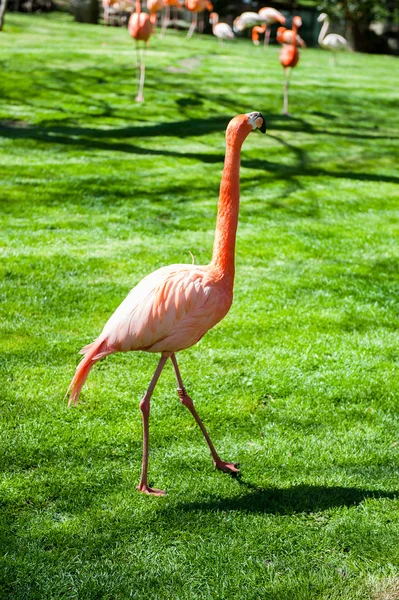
xmin=210 ymin=12 xmax=234 ymax=41
xmin=128 ymin=10 xmax=152 ymax=40
xmin=147 ymin=0 xmax=164 ymax=24
xmin=277 ymin=26 xmax=306 ymax=48
xmin=67 ymin=112 xmax=266 ymax=495
xmin=185 ymin=0 xmax=211 ymax=12
xmin=98 ymin=264 xmax=231 ymax=356
xmin=279 ymin=44 xmax=299 ymax=69
xmin=233 ymin=11 xmax=262 ymax=32
xmin=318 ymin=12 xmax=348 ymax=51
xmin=258 ymin=6 xmax=285 ymax=25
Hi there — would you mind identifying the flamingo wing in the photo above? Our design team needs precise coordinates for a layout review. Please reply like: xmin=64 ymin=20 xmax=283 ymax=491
xmin=98 ymin=264 xmax=229 ymax=354
xmin=323 ymin=33 xmax=348 ymax=49
xmin=215 ymin=23 xmax=234 ymax=39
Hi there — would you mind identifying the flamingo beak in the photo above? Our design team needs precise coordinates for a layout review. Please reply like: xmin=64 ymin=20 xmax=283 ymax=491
xmin=247 ymin=111 xmax=266 ymax=133
xmin=257 ymin=114 xmax=266 ymax=133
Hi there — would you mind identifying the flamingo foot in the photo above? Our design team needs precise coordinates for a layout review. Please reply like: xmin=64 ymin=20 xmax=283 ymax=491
xmin=137 ymin=483 xmax=166 ymax=496
xmin=135 ymin=93 xmax=144 ymax=103
xmin=214 ymin=460 xmax=240 ymax=476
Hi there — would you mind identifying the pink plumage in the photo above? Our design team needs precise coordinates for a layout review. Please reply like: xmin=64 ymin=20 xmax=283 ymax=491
xmin=67 ymin=112 xmax=266 ymax=495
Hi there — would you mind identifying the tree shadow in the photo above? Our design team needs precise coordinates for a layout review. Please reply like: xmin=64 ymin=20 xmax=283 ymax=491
xmin=2 ymin=113 xmax=399 ymax=186
xmin=173 ymin=481 xmax=398 ymax=515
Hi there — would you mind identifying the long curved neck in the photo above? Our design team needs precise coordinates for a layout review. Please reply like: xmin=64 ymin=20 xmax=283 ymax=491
xmin=211 ymin=120 xmax=250 ymax=279
xmin=318 ymin=18 xmax=329 ymax=44
xmin=211 ymin=13 xmax=218 ymax=32
xmin=136 ymin=0 xmax=141 ymax=14
xmin=292 ymin=21 xmax=298 ymax=49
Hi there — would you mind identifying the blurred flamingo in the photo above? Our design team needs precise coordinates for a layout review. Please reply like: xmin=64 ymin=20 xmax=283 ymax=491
xmin=67 ymin=112 xmax=266 ymax=496
xmin=209 ymin=12 xmax=234 ymax=43
xmin=254 ymin=7 xmax=285 ymax=47
xmin=185 ymin=0 xmax=213 ymax=39
xmin=147 ymin=0 xmax=164 ymax=26
xmin=278 ymin=16 xmax=302 ymax=115
xmin=160 ymin=0 xmax=182 ymax=36
xmin=128 ymin=0 xmax=153 ymax=102
xmin=277 ymin=23 xmax=306 ymax=48
xmin=318 ymin=12 xmax=349 ymax=65
xmin=233 ymin=11 xmax=262 ymax=33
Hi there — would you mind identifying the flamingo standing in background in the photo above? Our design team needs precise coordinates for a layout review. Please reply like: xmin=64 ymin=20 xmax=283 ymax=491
xmin=318 ymin=12 xmax=349 ymax=65
xmin=147 ymin=0 xmax=164 ymax=26
xmin=67 ymin=112 xmax=266 ymax=496
xmin=253 ymin=7 xmax=285 ymax=47
xmin=185 ymin=0 xmax=213 ymax=39
xmin=278 ymin=16 xmax=302 ymax=116
xmin=277 ymin=23 xmax=306 ymax=48
xmin=209 ymin=12 xmax=234 ymax=43
xmin=233 ymin=11 xmax=262 ymax=33
xmin=160 ymin=0 xmax=181 ymax=37
xmin=128 ymin=0 xmax=153 ymax=102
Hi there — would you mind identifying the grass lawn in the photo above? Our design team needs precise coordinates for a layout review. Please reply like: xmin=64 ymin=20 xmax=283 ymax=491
xmin=1 ymin=12 xmax=399 ymax=599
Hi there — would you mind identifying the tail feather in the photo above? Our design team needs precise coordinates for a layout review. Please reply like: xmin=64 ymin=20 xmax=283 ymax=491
xmin=67 ymin=337 xmax=111 ymax=406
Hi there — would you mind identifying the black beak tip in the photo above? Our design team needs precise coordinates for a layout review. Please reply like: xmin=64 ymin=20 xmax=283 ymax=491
xmin=259 ymin=113 xmax=266 ymax=134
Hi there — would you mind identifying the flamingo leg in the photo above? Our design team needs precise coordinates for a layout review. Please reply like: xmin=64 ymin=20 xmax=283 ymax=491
xmin=136 ymin=44 xmax=146 ymax=102
xmin=264 ymin=25 xmax=270 ymax=48
xmin=187 ymin=11 xmax=197 ymax=38
xmin=171 ymin=354 xmax=239 ymax=475
xmin=198 ymin=12 xmax=204 ymax=33
xmin=137 ymin=354 xmax=169 ymax=496
xmin=135 ymin=41 xmax=141 ymax=99
xmin=172 ymin=6 xmax=178 ymax=28
xmin=283 ymin=67 xmax=291 ymax=116
xmin=160 ymin=4 xmax=170 ymax=37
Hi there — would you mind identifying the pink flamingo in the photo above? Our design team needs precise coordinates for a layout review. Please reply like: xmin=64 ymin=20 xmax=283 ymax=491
xmin=278 ymin=16 xmax=302 ymax=115
xmin=254 ymin=7 xmax=286 ymax=47
xmin=147 ymin=0 xmax=164 ymax=26
xmin=209 ymin=12 xmax=234 ymax=42
xmin=276 ymin=19 xmax=306 ymax=48
xmin=128 ymin=0 xmax=153 ymax=102
xmin=185 ymin=0 xmax=213 ymax=39
xmin=67 ymin=112 xmax=266 ymax=496
xmin=160 ymin=0 xmax=182 ymax=36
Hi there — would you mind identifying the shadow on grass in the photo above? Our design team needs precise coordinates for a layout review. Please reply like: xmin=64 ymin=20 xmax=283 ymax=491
xmin=1 ymin=118 xmax=399 ymax=186
xmin=174 ymin=482 xmax=398 ymax=515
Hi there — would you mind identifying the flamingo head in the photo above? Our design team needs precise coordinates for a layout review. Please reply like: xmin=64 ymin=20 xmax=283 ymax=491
xmin=292 ymin=16 xmax=302 ymax=28
xmin=209 ymin=12 xmax=218 ymax=24
xmin=246 ymin=111 xmax=266 ymax=134
xmin=317 ymin=12 xmax=328 ymax=22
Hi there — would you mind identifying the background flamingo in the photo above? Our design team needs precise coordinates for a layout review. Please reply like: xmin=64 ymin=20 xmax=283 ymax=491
xmin=256 ymin=6 xmax=285 ymax=47
xmin=278 ymin=16 xmax=302 ymax=116
xmin=128 ymin=0 xmax=153 ymax=102
xmin=185 ymin=0 xmax=213 ymax=39
xmin=209 ymin=12 xmax=234 ymax=43
xmin=160 ymin=0 xmax=181 ymax=37
xmin=277 ymin=23 xmax=306 ymax=48
xmin=233 ymin=11 xmax=262 ymax=33
xmin=147 ymin=0 xmax=164 ymax=26
xmin=318 ymin=12 xmax=349 ymax=65
xmin=67 ymin=112 xmax=266 ymax=496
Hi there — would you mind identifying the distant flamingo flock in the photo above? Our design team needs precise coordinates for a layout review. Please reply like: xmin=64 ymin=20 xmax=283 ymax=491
xmin=123 ymin=1 xmax=349 ymax=108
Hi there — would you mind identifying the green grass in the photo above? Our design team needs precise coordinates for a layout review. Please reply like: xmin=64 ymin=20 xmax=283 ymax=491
xmin=1 ymin=12 xmax=399 ymax=599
